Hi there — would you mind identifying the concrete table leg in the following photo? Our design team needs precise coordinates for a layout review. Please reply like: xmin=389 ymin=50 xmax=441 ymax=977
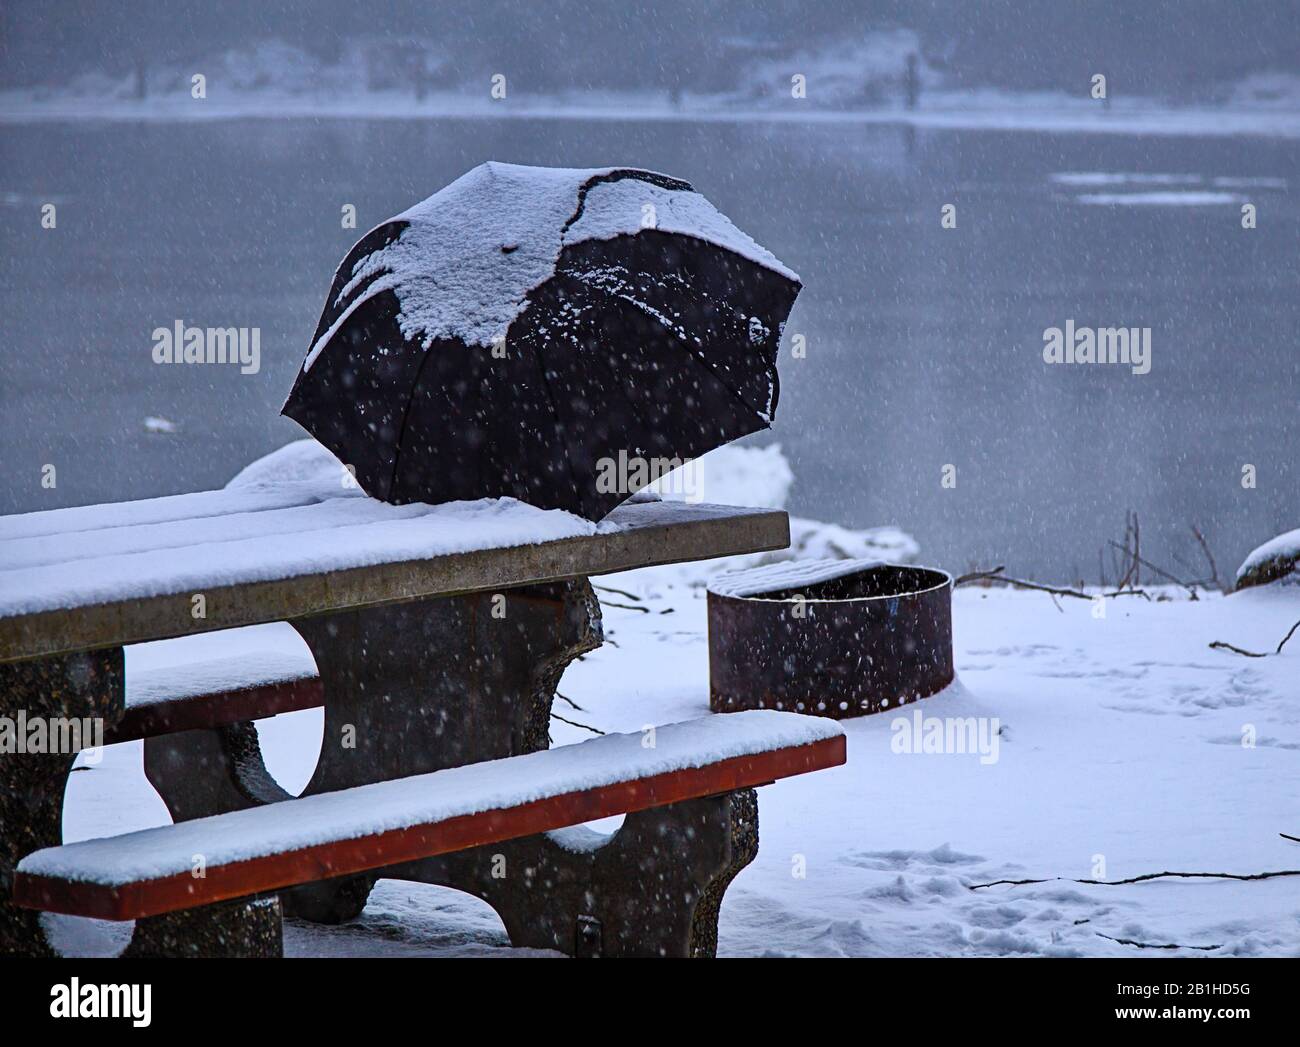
xmin=144 ymin=580 xmax=601 ymax=924
xmin=0 ymin=649 xmax=122 ymax=956
xmin=124 ymin=896 xmax=283 ymax=959
xmin=143 ymin=577 xmax=761 ymax=956
xmin=0 ymin=648 xmax=280 ymax=958
xmin=391 ymin=788 xmax=760 ymax=958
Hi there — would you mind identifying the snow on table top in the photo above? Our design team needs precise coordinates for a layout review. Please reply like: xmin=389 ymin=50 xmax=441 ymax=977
xmin=0 ymin=481 xmax=783 ymax=657
xmin=304 ymin=161 xmax=798 ymax=369
xmin=20 ymin=710 xmax=842 ymax=887
xmin=0 ymin=478 xmax=599 ymax=620
xmin=708 ymin=557 xmax=889 ymax=599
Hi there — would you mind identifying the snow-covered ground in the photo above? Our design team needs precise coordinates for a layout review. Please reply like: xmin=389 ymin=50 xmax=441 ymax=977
xmin=53 ymin=561 xmax=1300 ymax=957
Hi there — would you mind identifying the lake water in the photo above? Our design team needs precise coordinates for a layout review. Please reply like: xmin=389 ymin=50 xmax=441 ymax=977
xmin=2 ymin=117 xmax=1296 ymax=581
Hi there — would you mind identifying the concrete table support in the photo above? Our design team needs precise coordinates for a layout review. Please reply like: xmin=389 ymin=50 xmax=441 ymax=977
xmin=141 ymin=579 xmax=759 ymax=957
xmin=0 ymin=649 xmax=123 ymax=956
xmin=0 ymin=651 xmax=288 ymax=958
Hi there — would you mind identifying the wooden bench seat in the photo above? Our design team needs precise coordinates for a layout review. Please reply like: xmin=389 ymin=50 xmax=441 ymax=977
xmin=108 ymin=635 xmax=322 ymax=744
xmin=17 ymin=711 xmax=845 ymax=922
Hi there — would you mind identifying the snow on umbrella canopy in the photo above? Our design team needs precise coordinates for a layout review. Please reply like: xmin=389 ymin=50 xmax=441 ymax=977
xmin=282 ymin=162 xmax=802 ymax=521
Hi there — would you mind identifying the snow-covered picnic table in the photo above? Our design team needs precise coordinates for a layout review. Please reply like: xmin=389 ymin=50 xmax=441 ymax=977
xmin=0 ymin=479 xmax=852 ymax=958
xmin=0 ymin=480 xmax=786 ymax=662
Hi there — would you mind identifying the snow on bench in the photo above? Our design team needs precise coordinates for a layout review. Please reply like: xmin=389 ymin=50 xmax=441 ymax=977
xmin=15 ymin=711 xmax=846 ymax=921
xmin=0 ymin=480 xmax=788 ymax=662
xmin=104 ymin=626 xmax=321 ymax=743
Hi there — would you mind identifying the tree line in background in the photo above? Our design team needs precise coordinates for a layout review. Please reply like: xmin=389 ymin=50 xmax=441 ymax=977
xmin=2 ymin=0 xmax=1297 ymax=96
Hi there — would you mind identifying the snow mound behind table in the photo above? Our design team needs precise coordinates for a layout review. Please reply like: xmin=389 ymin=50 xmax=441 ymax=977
xmin=1236 ymin=526 xmax=1300 ymax=590
xmin=226 ymin=435 xmax=360 ymax=492
xmin=619 ymin=442 xmax=918 ymax=590
xmin=227 ymin=439 xmax=918 ymax=591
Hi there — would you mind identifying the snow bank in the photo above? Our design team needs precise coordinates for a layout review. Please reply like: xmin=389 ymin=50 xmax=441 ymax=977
xmin=304 ymin=162 xmax=796 ymax=370
xmin=226 ymin=437 xmax=356 ymax=492
xmin=1236 ymin=527 xmax=1300 ymax=590
xmin=647 ymin=442 xmax=793 ymax=509
xmin=617 ymin=443 xmax=918 ymax=589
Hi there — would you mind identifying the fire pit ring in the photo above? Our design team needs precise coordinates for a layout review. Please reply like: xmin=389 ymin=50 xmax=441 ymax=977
xmin=707 ymin=559 xmax=954 ymax=719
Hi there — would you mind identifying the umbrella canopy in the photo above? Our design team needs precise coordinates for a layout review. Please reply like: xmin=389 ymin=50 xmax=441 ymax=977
xmin=282 ymin=162 xmax=801 ymax=521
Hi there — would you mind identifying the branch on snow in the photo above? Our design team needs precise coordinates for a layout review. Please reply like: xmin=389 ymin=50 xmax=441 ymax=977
xmin=953 ymin=565 xmax=1148 ymax=601
xmin=968 ymin=868 xmax=1300 ymax=890
xmin=1096 ymin=932 xmax=1221 ymax=952
xmin=1208 ymin=619 xmax=1300 ymax=658
xmin=550 ymin=711 xmax=605 ymax=736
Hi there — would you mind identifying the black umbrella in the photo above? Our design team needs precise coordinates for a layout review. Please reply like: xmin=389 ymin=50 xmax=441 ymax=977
xmin=282 ymin=162 xmax=801 ymax=521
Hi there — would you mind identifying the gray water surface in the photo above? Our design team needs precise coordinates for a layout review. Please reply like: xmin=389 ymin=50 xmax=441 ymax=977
xmin=2 ymin=117 xmax=1296 ymax=581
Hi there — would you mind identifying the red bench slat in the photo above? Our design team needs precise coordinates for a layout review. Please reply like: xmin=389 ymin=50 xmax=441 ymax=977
xmin=106 ymin=676 xmax=324 ymax=744
xmin=17 ymin=715 xmax=845 ymax=922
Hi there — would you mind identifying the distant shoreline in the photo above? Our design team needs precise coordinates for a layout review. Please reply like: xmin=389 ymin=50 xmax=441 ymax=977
xmin=4 ymin=91 xmax=1299 ymax=139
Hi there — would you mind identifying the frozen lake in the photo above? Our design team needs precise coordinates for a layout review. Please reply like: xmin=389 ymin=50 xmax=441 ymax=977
xmin=1 ymin=117 xmax=1296 ymax=580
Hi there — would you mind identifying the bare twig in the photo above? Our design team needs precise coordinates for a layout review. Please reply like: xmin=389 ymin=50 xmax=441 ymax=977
xmin=1117 ymin=512 xmax=1137 ymax=590
xmin=1191 ymin=525 xmax=1223 ymax=592
xmin=549 ymin=710 xmax=605 ymax=736
xmin=953 ymin=566 xmax=1008 ymax=586
xmin=1131 ymin=514 xmax=1141 ymax=588
xmin=1096 ymin=933 xmax=1220 ymax=952
xmin=599 ymin=600 xmax=650 ymax=614
xmin=1106 ymin=540 xmax=1198 ymax=597
xmin=593 ymin=584 xmax=643 ymax=602
xmin=969 ymin=868 xmax=1300 ymax=890
xmin=555 ymin=691 xmax=586 ymax=712
xmin=1209 ymin=641 xmax=1269 ymax=658
xmin=1209 ymin=619 xmax=1300 ymax=658
xmin=1280 ymin=832 xmax=1300 ymax=844
xmin=1268 ymin=619 xmax=1299 ymax=654
xmin=954 ymin=565 xmax=1148 ymax=601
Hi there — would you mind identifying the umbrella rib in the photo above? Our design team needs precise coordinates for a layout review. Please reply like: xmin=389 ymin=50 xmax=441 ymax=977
xmin=678 ymin=339 xmax=776 ymax=425
xmin=528 ymin=337 xmax=587 ymax=510
xmin=386 ymin=344 xmax=437 ymax=502
xmin=572 ymin=271 xmax=776 ymax=424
